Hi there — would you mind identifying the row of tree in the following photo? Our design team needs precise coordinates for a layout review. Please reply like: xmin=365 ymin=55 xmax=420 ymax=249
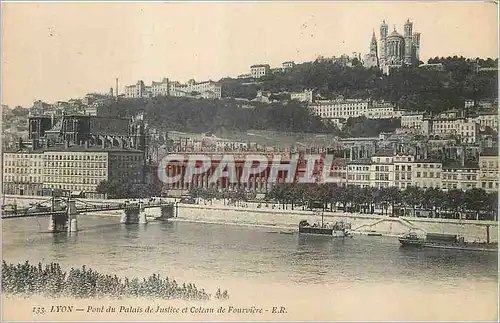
xmin=97 ymin=175 xmax=497 ymax=220
xmin=96 ymin=179 xmax=162 ymax=199
xmin=183 ymin=183 xmax=497 ymax=221
xmin=265 ymin=184 xmax=498 ymax=221
xmin=188 ymin=187 xmax=256 ymax=204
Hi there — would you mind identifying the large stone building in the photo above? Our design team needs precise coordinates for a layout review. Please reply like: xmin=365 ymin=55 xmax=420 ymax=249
xmin=125 ymin=78 xmax=221 ymax=99
xmin=370 ymin=150 xmax=395 ymax=188
xmin=400 ymin=110 xmax=484 ymax=143
xmin=2 ymin=152 xmax=45 ymax=196
xmin=393 ymin=154 xmax=414 ymax=189
xmin=441 ymin=162 xmax=479 ymax=191
xmin=479 ymin=148 xmax=499 ymax=192
xmin=2 ymin=112 xmax=148 ymax=198
xmin=374 ymin=19 xmax=421 ymax=74
xmin=125 ymin=80 xmax=149 ymax=98
xmin=412 ymin=159 xmax=442 ymax=190
xmin=468 ymin=110 xmax=498 ymax=132
xmin=250 ymin=64 xmax=271 ymax=79
xmin=346 ymin=160 xmax=371 ymax=188
xmin=3 ymin=147 xmax=144 ymax=198
xmin=290 ymin=89 xmax=314 ymax=103
xmin=308 ymin=98 xmax=399 ymax=121
xmin=170 ymin=80 xmax=222 ymax=99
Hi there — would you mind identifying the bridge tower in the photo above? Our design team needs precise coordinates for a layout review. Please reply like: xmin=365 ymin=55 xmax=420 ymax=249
xmin=67 ymin=199 xmax=78 ymax=233
xmin=138 ymin=201 xmax=148 ymax=224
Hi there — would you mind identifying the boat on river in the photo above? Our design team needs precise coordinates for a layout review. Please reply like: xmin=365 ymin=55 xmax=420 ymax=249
xmin=299 ymin=211 xmax=352 ymax=237
xmin=398 ymin=231 xmax=498 ymax=252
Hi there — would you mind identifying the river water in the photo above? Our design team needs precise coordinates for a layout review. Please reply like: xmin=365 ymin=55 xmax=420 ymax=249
xmin=2 ymin=215 xmax=498 ymax=321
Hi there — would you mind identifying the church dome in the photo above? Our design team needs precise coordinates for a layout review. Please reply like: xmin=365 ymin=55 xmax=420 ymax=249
xmin=388 ymin=30 xmax=403 ymax=39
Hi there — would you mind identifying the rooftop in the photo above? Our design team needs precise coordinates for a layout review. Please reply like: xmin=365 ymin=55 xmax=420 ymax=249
xmin=346 ymin=158 xmax=372 ymax=165
xmin=413 ymin=158 xmax=442 ymax=163
xmin=372 ymin=149 xmax=395 ymax=157
xmin=250 ymin=64 xmax=271 ymax=68
xmin=5 ymin=144 xmax=143 ymax=154
xmin=442 ymin=161 xmax=479 ymax=170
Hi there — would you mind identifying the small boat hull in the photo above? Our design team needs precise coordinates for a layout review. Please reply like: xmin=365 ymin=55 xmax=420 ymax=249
xmin=298 ymin=227 xmax=348 ymax=237
xmin=399 ymin=237 xmax=425 ymax=247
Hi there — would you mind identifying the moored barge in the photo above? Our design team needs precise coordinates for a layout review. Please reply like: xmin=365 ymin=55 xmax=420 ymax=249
xmin=299 ymin=211 xmax=352 ymax=237
xmin=399 ymin=232 xmax=498 ymax=252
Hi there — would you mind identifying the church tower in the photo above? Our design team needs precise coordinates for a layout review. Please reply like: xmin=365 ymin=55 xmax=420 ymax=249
xmin=404 ymin=19 xmax=413 ymax=65
xmin=412 ymin=32 xmax=421 ymax=64
xmin=364 ymin=30 xmax=379 ymax=68
xmin=379 ymin=20 xmax=389 ymax=66
xmin=370 ymin=30 xmax=378 ymax=58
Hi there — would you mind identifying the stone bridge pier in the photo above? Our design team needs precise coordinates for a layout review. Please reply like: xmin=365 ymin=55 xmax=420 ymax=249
xmin=48 ymin=200 xmax=78 ymax=233
xmin=155 ymin=205 xmax=175 ymax=221
xmin=47 ymin=212 xmax=67 ymax=232
xmin=120 ymin=203 xmax=148 ymax=224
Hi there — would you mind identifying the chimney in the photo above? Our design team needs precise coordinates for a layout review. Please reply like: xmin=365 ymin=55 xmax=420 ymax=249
xmin=115 ymin=78 xmax=119 ymax=97
xmin=32 ymin=139 xmax=37 ymax=150
xmin=64 ymin=140 xmax=69 ymax=149
xmin=85 ymin=141 xmax=89 ymax=149
xmin=102 ymin=137 xmax=106 ymax=149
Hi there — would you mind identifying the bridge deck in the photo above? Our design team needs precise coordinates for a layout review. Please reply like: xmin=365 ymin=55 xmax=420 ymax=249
xmin=1 ymin=202 xmax=174 ymax=219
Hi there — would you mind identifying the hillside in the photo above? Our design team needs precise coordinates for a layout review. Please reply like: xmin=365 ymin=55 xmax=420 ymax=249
xmin=2 ymin=106 xmax=29 ymax=147
xmin=221 ymin=57 xmax=498 ymax=114
xmin=104 ymin=97 xmax=341 ymax=134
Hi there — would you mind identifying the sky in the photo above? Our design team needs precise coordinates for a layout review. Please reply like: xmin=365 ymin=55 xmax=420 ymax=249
xmin=1 ymin=1 xmax=498 ymax=108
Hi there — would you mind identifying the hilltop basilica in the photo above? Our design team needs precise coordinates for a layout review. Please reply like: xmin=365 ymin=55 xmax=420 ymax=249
xmin=364 ymin=19 xmax=421 ymax=74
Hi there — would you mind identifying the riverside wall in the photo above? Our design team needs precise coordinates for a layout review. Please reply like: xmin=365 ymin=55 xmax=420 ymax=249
xmin=175 ymin=204 xmax=498 ymax=243
xmin=3 ymin=195 xmax=498 ymax=243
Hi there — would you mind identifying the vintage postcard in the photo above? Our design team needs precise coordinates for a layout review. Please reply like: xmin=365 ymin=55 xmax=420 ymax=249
xmin=1 ymin=1 xmax=498 ymax=322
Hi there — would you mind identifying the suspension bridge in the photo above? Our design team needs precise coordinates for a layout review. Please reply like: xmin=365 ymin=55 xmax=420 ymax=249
xmin=1 ymin=196 xmax=176 ymax=233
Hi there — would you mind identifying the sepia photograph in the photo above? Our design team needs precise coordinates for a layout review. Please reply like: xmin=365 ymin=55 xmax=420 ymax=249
xmin=1 ymin=1 xmax=498 ymax=321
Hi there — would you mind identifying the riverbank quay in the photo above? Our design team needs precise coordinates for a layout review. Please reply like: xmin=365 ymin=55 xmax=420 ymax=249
xmin=3 ymin=195 xmax=498 ymax=243
xmin=174 ymin=203 xmax=498 ymax=243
